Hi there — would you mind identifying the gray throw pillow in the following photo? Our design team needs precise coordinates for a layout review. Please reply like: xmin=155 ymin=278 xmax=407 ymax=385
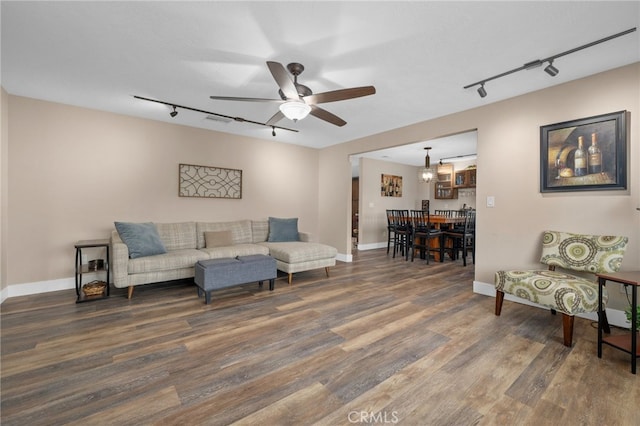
xmin=267 ymin=217 xmax=300 ymax=242
xmin=114 ymin=222 xmax=167 ymax=259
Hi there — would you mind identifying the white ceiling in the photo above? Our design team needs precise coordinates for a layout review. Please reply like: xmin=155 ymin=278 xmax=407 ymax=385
xmin=352 ymin=130 xmax=478 ymax=167
xmin=2 ymin=1 xmax=638 ymax=156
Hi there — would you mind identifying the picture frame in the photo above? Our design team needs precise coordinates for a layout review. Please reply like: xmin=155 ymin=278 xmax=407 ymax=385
xmin=381 ymin=174 xmax=402 ymax=197
xmin=179 ymin=163 xmax=242 ymax=199
xmin=540 ymin=110 xmax=627 ymax=193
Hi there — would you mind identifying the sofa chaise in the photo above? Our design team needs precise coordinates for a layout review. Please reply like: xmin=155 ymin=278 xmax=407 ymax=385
xmin=110 ymin=218 xmax=338 ymax=298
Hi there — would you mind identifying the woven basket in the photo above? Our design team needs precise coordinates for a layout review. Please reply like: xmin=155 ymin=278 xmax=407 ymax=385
xmin=83 ymin=281 xmax=106 ymax=296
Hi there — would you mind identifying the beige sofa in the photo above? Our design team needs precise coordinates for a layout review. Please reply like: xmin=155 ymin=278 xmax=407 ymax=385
xmin=110 ymin=219 xmax=337 ymax=298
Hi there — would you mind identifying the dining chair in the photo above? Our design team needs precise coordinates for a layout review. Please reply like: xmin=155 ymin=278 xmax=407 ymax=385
xmin=434 ymin=209 xmax=453 ymax=231
xmin=443 ymin=210 xmax=475 ymax=266
xmin=386 ymin=209 xmax=397 ymax=254
xmin=392 ymin=209 xmax=412 ymax=260
xmin=410 ymin=210 xmax=442 ymax=264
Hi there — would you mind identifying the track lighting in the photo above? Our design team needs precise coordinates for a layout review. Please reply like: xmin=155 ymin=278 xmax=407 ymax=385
xmin=133 ymin=95 xmax=299 ymax=134
xmin=440 ymin=153 xmax=477 ymax=163
xmin=272 ymin=126 xmax=276 ymax=137
xmin=477 ymin=84 xmax=487 ymax=98
xmin=544 ymin=61 xmax=559 ymax=77
xmin=463 ymin=27 xmax=636 ymax=98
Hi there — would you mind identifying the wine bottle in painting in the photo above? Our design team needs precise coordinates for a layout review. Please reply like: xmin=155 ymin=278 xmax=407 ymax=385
xmin=588 ymin=132 xmax=602 ymax=174
xmin=574 ymin=136 xmax=587 ymax=177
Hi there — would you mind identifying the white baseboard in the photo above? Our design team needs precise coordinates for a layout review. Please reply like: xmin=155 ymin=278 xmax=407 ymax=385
xmin=5 ymin=277 xmax=76 ymax=300
xmin=336 ymin=253 xmax=353 ymax=263
xmin=473 ymin=280 xmax=631 ymax=330
xmin=357 ymin=242 xmax=387 ymax=251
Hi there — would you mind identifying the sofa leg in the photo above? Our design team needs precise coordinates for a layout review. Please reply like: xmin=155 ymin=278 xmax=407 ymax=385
xmin=495 ymin=290 xmax=504 ymax=316
xmin=561 ymin=314 xmax=574 ymax=347
xmin=288 ymin=273 xmax=293 ymax=285
xmin=325 ymin=267 xmax=330 ymax=278
xmin=127 ymin=286 xmax=134 ymax=299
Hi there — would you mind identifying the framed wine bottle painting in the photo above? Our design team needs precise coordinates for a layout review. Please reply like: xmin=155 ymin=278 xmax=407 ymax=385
xmin=381 ymin=174 xmax=403 ymax=197
xmin=540 ymin=110 xmax=627 ymax=193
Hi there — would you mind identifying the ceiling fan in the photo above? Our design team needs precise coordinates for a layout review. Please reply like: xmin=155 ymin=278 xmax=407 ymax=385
xmin=210 ymin=61 xmax=376 ymax=127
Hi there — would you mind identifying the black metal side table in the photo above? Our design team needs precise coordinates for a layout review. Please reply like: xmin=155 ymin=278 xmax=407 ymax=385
xmin=597 ymin=271 xmax=639 ymax=374
xmin=75 ymin=239 xmax=110 ymax=303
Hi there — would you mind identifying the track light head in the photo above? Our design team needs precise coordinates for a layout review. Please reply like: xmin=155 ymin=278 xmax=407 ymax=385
xmin=477 ymin=84 xmax=487 ymax=98
xmin=544 ymin=61 xmax=559 ymax=77
xmin=272 ymin=126 xmax=276 ymax=137
xmin=170 ymin=106 xmax=178 ymax=117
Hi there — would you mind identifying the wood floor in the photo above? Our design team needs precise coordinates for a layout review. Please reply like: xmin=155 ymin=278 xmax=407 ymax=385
xmin=1 ymin=249 xmax=638 ymax=426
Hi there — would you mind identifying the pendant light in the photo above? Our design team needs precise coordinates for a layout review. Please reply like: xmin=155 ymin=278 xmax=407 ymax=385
xmin=420 ymin=147 xmax=434 ymax=183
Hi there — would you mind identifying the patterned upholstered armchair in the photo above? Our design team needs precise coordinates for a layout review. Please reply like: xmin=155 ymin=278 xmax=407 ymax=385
xmin=495 ymin=230 xmax=629 ymax=347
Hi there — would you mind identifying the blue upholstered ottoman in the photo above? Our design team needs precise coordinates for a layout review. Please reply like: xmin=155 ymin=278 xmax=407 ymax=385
xmin=194 ymin=255 xmax=277 ymax=304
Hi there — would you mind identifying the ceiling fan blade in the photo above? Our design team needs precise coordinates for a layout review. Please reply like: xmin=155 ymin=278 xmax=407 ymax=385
xmin=267 ymin=61 xmax=300 ymax=100
xmin=266 ymin=110 xmax=285 ymax=126
xmin=310 ymin=105 xmax=347 ymax=127
xmin=304 ymin=86 xmax=376 ymax=105
xmin=210 ymin=95 xmax=283 ymax=103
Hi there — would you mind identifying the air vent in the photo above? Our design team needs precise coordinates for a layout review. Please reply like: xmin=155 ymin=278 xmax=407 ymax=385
xmin=205 ymin=115 xmax=232 ymax=124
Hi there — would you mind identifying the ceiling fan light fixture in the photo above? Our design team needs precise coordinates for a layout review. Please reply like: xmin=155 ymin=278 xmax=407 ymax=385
xmin=279 ymin=101 xmax=311 ymax=122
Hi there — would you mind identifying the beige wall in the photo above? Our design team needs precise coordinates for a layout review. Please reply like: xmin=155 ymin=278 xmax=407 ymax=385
xmin=358 ymin=158 xmax=424 ymax=246
xmin=319 ymin=63 xmax=639 ymax=310
xmin=1 ymin=88 xmax=8 ymax=292
xmin=5 ymin=96 xmax=319 ymax=287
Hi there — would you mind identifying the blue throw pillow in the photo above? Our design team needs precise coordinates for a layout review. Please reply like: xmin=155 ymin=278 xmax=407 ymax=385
xmin=267 ymin=217 xmax=300 ymax=242
xmin=114 ymin=222 xmax=167 ymax=259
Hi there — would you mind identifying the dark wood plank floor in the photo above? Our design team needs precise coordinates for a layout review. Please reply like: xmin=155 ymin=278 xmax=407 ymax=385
xmin=1 ymin=249 xmax=637 ymax=425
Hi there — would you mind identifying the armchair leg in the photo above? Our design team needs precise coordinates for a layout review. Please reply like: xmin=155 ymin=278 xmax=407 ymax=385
xmin=495 ymin=290 xmax=504 ymax=316
xmin=325 ymin=267 xmax=330 ymax=278
xmin=288 ymin=273 xmax=293 ymax=286
xmin=561 ymin=314 xmax=574 ymax=347
xmin=127 ymin=286 xmax=134 ymax=299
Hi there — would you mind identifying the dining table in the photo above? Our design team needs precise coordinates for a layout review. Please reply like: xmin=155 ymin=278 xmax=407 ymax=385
xmin=423 ymin=215 xmax=465 ymax=261
xmin=428 ymin=214 xmax=466 ymax=229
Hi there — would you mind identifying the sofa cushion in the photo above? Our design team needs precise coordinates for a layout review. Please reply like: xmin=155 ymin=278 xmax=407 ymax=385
xmin=128 ymin=248 xmax=209 ymax=274
xmin=267 ymin=217 xmax=300 ymax=242
xmin=252 ymin=220 xmax=269 ymax=243
xmin=156 ymin=222 xmax=197 ymax=251
xmin=205 ymin=230 xmax=233 ymax=248
xmin=115 ymin=222 xmax=167 ymax=259
xmin=200 ymin=243 xmax=269 ymax=259
xmin=261 ymin=241 xmax=337 ymax=263
xmin=196 ymin=220 xmax=253 ymax=248
xmin=495 ymin=269 xmax=608 ymax=315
